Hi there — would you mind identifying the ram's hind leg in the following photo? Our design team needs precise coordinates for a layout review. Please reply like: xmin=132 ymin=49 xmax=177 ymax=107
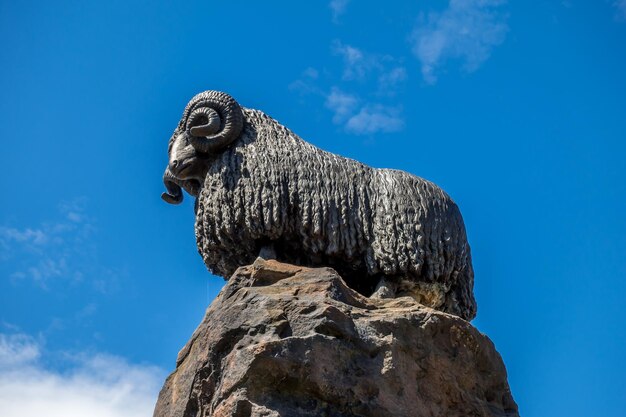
xmin=370 ymin=276 xmax=397 ymax=299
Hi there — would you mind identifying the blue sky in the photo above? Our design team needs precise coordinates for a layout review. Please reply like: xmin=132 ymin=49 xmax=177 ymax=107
xmin=1 ymin=1 xmax=625 ymax=415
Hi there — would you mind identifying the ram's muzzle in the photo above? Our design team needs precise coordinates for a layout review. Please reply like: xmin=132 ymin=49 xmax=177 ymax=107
xmin=161 ymin=168 xmax=184 ymax=204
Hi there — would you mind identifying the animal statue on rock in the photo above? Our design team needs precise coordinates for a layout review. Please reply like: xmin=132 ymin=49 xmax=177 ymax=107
xmin=161 ymin=91 xmax=477 ymax=320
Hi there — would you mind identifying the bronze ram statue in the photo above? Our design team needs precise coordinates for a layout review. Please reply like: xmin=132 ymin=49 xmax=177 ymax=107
xmin=162 ymin=91 xmax=477 ymax=320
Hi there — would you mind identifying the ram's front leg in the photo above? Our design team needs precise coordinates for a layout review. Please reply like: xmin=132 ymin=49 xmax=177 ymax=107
xmin=258 ymin=243 xmax=277 ymax=260
xmin=370 ymin=276 xmax=397 ymax=299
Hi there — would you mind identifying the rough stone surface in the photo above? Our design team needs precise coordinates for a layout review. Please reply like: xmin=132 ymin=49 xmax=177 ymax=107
xmin=153 ymin=259 xmax=518 ymax=417
xmin=161 ymin=90 xmax=476 ymax=320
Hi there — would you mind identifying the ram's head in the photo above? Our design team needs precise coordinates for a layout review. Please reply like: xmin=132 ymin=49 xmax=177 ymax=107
xmin=161 ymin=91 xmax=244 ymax=204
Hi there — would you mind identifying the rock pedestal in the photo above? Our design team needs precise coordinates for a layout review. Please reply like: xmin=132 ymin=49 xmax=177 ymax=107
xmin=153 ymin=260 xmax=518 ymax=417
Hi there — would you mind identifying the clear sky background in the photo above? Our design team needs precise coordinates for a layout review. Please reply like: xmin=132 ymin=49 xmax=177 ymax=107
xmin=1 ymin=1 xmax=625 ymax=416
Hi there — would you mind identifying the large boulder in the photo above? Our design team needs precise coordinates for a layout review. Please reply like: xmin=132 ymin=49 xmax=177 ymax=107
xmin=154 ymin=259 xmax=518 ymax=417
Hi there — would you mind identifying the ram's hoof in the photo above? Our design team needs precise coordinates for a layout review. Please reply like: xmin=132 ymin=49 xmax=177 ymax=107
xmin=370 ymin=277 xmax=397 ymax=299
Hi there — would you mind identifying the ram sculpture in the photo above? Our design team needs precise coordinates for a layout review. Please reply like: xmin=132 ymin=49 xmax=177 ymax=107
xmin=161 ymin=90 xmax=477 ymax=320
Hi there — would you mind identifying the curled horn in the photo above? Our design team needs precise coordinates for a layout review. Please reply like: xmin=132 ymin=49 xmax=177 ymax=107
xmin=161 ymin=168 xmax=184 ymax=204
xmin=186 ymin=91 xmax=244 ymax=154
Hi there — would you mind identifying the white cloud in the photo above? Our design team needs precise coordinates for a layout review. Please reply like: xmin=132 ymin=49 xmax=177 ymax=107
xmin=325 ymin=87 xmax=359 ymax=123
xmin=615 ymin=0 xmax=626 ymax=20
xmin=291 ymin=42 xmax=406 ymax=134
xmin=411 ymin=0 xmax=508 ymax=84
xmin=289 ymin=67 xmax=323 ymax=96
xmin=59 ymin=198 xmax=89 ymax=223
xmin=0 ymin=333 xmax=164 ymax=417
xmin=332 ymin=41 xmax=370 ymax=81
xmin=1 ymin=198 xmax=118 ymax=291
xmin=0 ymin=227 xmax=48 ymax=245
xmin=378 ymin=67 xmax=408 ymax=92
xmin=302 ymin=67 xmax=319 ymax=79
xmin=330 ymin=0 xmax=350 ymax=23
xmin=332 ymin=41 xmax=407 ymax=95
xmin=10 ymin=258 xmax=70 ymax=285
xmin=0 ymin=334 xmax=41 ymax=368
xmin=345 ymin=105 xmax=405 ymax=135
xmin=325 ymin=90 xmax=404 ymax=135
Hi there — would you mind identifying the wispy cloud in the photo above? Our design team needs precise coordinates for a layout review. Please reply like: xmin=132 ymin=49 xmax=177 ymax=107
xmin=330 ymin=0 xmax=350 ymax=23
xmin=0 ymin=198 xmax=118 ymax=291
xmin=292 ymin=42 xmax=407 ymax=135
xmin=0 ymin=333 xmax=163 ymax=417
xmin=325 ymin=87 xmax=359 ymax=124
xmin=332 ymin=41 xmax=407 ymax=94
xmin=0 ymin=334 xmax=41 ymax=368
xmin=345 ymin=105 xmax=405 ymax=135
xmin=378 ymin=66 xmax=408 ymax=92
xmin=411 ymin=0 xmax=508 ymax=84
xmin=289 ymin=67 xmax=323 ymax=96
xmin=0 ymin=227 xmax=48 ymax=246
xmin=614 ymin=0 xmax=626 ymax=20
xmin=329 ymin=43 xmax=407 ymax=134
xmin=325 ymin=88 xmax=403 ymax=134
xmin=332 ymin=41 xmax=370 ymax=81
